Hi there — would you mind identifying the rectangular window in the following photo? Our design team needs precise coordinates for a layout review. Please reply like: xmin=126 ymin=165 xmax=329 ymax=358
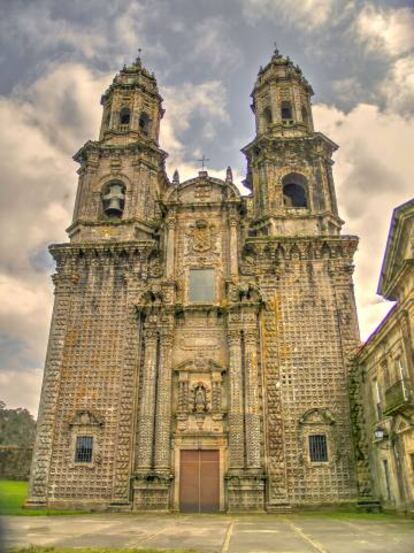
xmin=75 ymin=436 xmax=93 ymax=463
xmin=309 ymin=434 xmax=328 ymax=462
xmin=189 ymin=269 xmax=215 ymax=303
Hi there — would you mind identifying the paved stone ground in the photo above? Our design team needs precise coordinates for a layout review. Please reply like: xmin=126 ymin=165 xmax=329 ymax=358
xmin=2 ymin=513 xmax=414 ymax=553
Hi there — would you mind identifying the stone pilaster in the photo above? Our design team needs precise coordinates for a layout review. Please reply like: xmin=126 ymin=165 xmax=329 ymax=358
xmin=227 ymin=329 xmax=245 ymax=469
xmin=154 ymin=331 xmax=174 ymax=471
xmin=244 ymin=330 xmax=261 ymax=469
xmin=135 ymin=326 xmax=158 ymax=471
xmin=166 ymin=218 xmax=176 ymax=278
xmin=229 ymin=218 xmax=239 ymax=277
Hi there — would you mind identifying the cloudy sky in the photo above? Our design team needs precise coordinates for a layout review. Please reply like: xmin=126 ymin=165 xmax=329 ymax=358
xmin=1 ymin=0 xmax=413 ymax=415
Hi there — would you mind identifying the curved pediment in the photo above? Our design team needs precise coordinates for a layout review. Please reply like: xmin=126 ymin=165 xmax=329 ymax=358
xmin=69 ymin=410 xmax=103 ymax=428
xmin=163 ymin=173 xmax=242 ymax=205
xmin=298 ymin=408 xmax=335 ymax=426
xmin=173 ymin=357 xmax=226 ymax=374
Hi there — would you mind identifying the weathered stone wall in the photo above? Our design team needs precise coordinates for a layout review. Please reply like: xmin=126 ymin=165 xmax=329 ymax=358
xmin=28 ymin=243 xmax=154 ymax=507
xmin=242 ymin=236 xmax=359 ymax=506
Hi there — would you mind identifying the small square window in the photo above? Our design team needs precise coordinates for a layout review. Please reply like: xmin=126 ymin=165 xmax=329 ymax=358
xmin=309 ymin=434 xmax=328 ymax=462
xmin=75 ymin=436 xmax=93 ymax=463
xmin=189 ymin=269 xmax=215 ymax=303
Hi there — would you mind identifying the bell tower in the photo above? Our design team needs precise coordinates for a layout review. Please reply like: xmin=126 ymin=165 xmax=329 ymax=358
xmin=98 ymin=54 xmax=163 ymax=146
xmin=242 ymin=48 xmax=342 ymax=237
xmin=68 ymin=54 xmax=168 ymax=243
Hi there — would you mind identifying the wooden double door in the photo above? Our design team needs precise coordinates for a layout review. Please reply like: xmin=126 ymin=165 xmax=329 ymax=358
xmin=179 ymin=450 xmax=220 ymax=512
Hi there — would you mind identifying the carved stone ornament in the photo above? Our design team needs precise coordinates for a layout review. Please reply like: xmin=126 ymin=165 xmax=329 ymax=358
xmin=69 ymin=410 xmax=103 ymax=428
xmin=188 ymin=219 xmax=217 ymax=253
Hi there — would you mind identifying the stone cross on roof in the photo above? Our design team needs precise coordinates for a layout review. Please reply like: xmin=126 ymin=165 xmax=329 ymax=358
xmin=196 ymin=155 xmax=210 ymax=170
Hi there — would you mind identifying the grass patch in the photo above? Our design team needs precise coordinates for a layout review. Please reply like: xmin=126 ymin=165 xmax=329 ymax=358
xmin=0 ymin=481 xmax=79 ymax=516
xmin=8 ymin=549 xmax=198 ymax=553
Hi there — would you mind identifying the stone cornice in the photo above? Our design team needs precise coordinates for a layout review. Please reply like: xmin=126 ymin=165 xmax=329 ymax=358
xmin=250 ymin=212 xmax=344 ymax=227
xmin=66 ymin=217 xmax=160 ymax=235
xmin=49 ymin=240 xmax=159 ymax=262
xmin=73 ymin=139 xmax=168 ymax=165
xmin=356 ymin=296 xmax=414 ymax=363
xmin=244 ymin=234 xmax=358 ymax=254
xmin=241 ymin=132 xmax=338 ymax=158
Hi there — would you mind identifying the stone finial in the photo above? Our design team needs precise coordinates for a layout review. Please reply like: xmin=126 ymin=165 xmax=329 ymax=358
xmin=172 ymin=169 xmax=180 ymax=185
xmin=226 ymin=166 xmax=233 ymax=183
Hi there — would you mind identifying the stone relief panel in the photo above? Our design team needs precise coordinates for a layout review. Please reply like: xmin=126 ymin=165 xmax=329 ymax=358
xmin=173 ymin=313 xmax=227 ymax=365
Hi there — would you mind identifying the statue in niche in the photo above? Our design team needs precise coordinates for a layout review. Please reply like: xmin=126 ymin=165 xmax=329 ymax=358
xmin=193 ymin=384 xmax=208 ymax=413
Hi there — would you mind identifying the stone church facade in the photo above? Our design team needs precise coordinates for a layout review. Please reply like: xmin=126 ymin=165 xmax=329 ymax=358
xmin=28 ymin=50 xmax=361 ymax=512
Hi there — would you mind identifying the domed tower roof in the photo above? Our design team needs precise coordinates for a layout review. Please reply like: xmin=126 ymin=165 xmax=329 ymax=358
xmin=96 ymin=52 xmax=164 ymax=147
xmin=252 ymin=48 xmax=314 ymax=102
xmin=248 ymin=48 xmax=315 ymax=140
xmin=101 ymin=52 xmax=162 ymax=106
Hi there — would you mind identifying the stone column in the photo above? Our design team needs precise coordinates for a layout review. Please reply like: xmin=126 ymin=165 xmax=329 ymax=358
xmin=227 ymin=329 xmax=245 ymax=469
xmin=154 ymin=332 xmax=174 ymax=471
xmin=166 ymin=218 xmax=176 ymax=278
xmin=136 ymin=327 xmax=158 ymax=470
xmin=244 ymin=331 xmax=261 ymax=469
xmin=229 ymin=219 xmax=239 ymax=277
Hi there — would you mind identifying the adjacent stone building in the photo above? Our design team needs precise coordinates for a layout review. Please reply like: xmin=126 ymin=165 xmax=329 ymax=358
xmin=352 ymin=199 xmax=414 ymax=512
xmin=28 ymin=50 xmax=361 ymax=512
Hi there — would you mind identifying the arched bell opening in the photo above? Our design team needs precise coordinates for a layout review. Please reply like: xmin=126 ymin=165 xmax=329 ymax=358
xmin=282 ymin=173 xmax=308 ymax=208
xmin=139 ymin=112 xmax=151 ymax=136
xmin=119 ymin=107 xmax=131 ymax=127
xmin=262 ymin=106 xmax=272 ymax=130
xmin=102 ymin=180 xmax=126 ymax=218
xmin=281 ymin=101 xmax=293 ymax=121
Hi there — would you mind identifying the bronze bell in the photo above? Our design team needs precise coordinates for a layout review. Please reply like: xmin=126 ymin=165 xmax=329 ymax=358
xmin=103 ymin=183 xmax=125 ymax=216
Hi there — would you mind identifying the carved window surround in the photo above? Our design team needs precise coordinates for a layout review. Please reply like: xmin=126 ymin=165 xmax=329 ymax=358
xmin=298 ymin=408 xmax=336 ymax=468
xmin=68 ymin=410 xmax=104 ymax=470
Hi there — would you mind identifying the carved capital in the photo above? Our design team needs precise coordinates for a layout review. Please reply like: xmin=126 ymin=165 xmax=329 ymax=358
xmin=167 ymin=217 xmax=177 ymax=230
xmin=144 ymin=328 xmax=158 ymax=341
xmin=227 ymin=329 xmax=241 ymax=346
xmin=244 ymin=331 xmax=257 ymax=347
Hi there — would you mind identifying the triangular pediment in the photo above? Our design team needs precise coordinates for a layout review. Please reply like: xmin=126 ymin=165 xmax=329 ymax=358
xmin=378 ymin=199 xmax=414 ymax=300
xmin=394 ymin=414 xmax=414 ymax=434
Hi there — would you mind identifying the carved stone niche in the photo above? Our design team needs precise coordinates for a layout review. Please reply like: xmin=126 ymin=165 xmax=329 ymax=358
xmin=173 ymin=358 xmax=227 ymax=434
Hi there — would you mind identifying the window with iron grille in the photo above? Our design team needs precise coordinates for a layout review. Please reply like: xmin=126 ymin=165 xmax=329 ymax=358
xmin=309 ymin=434 xmax=328 ymax=462
xmin=75 ymin=436 xmax=93 ymax=463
